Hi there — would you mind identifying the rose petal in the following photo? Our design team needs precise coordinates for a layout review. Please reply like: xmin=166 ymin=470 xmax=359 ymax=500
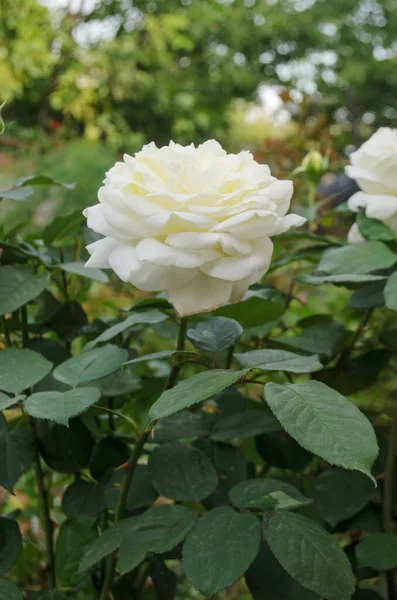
xmin=168 ymin=272 xmax=233 ymax=316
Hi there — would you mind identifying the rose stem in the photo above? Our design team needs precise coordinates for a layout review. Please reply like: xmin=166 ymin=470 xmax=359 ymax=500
xmin=99 ymin=316 xmax=188 ymax=600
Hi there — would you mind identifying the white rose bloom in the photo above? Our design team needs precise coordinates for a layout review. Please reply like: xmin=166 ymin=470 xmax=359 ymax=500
xmin=83 ymin=140 xmax=305 ymax=316
xmin=346 ymin=128 xmax=397 ymax=240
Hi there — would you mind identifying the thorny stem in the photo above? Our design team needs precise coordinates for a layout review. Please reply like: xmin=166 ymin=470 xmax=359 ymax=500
xmin=34 ymin=456 xmax=56 ymax=590
xmin=58 ymin=248 xmax=70 ymax=302
xmin=99 ymin=317 xmax=188 ymax=599
xmin=163 ymin=317 xmax=188 ymax=390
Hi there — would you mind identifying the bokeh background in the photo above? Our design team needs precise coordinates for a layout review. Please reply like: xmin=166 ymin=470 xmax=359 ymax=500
xmin=1 ymin=0 xmax=397 ymax=227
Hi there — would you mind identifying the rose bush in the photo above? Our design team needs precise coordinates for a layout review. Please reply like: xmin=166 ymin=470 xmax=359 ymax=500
xmin=2 ymin=132 xmax=397 ymax=600
xmin=83 ymin=140 xmax=305 ymax=315
xmin=346 ymin=127 xmax=397 ymax=242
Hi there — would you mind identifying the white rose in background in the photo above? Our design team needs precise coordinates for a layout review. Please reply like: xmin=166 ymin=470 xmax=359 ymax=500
xmin=83 ymin=140 xmax=305 ymax=315
xmin=346 ymin=127 xmax=397 ymax=242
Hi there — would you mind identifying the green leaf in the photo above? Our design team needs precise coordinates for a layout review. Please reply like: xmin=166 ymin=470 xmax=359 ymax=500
xmin=86 ymin=309 xmax=168 ymax=349
xmin=47 ymin=301 xmax=88 ymax=342
xmin=62 ymin=481 xmax=106 ymax=517
xmin=245 ymin=543 xmax=320 ymax=600
xmin=0 ymin=266 xmax=50 ymax=317
xmin=264 ymin=381 xmax=378 ymax=482
xmin=229 ymin=478 xmax=312 ymax=511
xmin=37 ymin=420 xmax=94 ymax=474
xmin=314 ymin=350 xmax=390 ymax=396
xmin=269 ymin=246 xmax=325 ymax=271
xmin=187 ymin=317 xmax=242 ymax=353
xmin=213 ymin=388 xmax=245 ymax=416
xmin=235 ymin=349 xmax=323 ymax=373
xmin=196 ymin=441 xmax=248 ymax=508
xmin=255 ymin=432 xmax=312 ymax=472
xmin=297 ymin=273 xmax=386 ymax=286
xmin=118 ymin=505 xmax=197 ymax=575
xmin=277 ymin=321 xmax=347 ymax=360
xmin=182 ymin=507 xmax=261 ymax=596
xmin=349 ymin=280 xmax=386 ymax=308
xmin=148 ymin=441 xmax=218 ymax=502
xmin=0 ymin=187 xmax=34 ymax=201
xmin=0 ymin=348 xmax=52 ymax=394
xmin=55 ymin=517 xmax=97 ymax=587
xmin=0 ymin=580 xmax=23 ymax=600
xmin=53 ymin=345 xmax=127 ymax=387
xmin=89 ymin=437 xmax=130 ymax=481
xmin=152 ymin=410 xmax=211 ymax=443
xmin=123 ymin=350 xmax=198 ymax=368
xmin=79 ymin=521 xmax=127 ymax=572
xmin=43 ymin=210 xmax=83 ymax=246
xmin=0 ymin=415 xmax=36 ymax=491
xmin=15 ymin=175 xmax=75 ymax=189
xmin=0 ymin=393 xmax=19 ymax=411
xmin=105 ymin=465 xmax=158 ymax=511
xmin=59 ymin=262 xmax=109 ymax=283
xmin=86 ymin=368 xmax=141 ymax=398
xmin=318 ymin=241 xmax=397 ymax=275
xmin=384 ymin=271 xmax=397 ymax=311
xmin=0 ymin=518 xmax=22 ymax=575
xmin=149 ymin=369 xmax=247 ymax=422
xmin=263 ymin=511 xmax=354 ymax=600
xmin=210 ymin=411 xmax=280 ymax=441
xmin=80 ymin=506 xmax=195 ymax=575
xmin=214 ymin=288 xmax=285 ymax=327
xmin=314 ymin=468 xmax=375 ymax=527
xmin=357 ymin=212 xmax=395 ymax=241
xmin=124 ymin=350 xmax=174 ymax=365
xmin=356 ymin=533 xmax=397 ymax=571
xmin=118 ymin=544 xmax=147 ymax=578
xmin=24 ymin=387 xmax=101 ymax=426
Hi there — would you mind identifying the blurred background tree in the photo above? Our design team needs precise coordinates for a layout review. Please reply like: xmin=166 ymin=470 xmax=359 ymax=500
xmin=1 ymin=0 xmax=396 ymax=227
xmin=2 ymin=0 xmax=397 ymax=147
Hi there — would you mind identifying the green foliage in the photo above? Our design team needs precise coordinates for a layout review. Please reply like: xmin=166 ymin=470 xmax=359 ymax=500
xmin=356 ymin=533 xmax=397 ymax=571
xmin=55 ymin=517 xmax=97 ymax=587
xmin=3 ymin=131 xmax=397 ymax=600
xmin=149 ymin=369 xmax=248 ymax=421
xmin=384 ymin=271 xmax=397 ymax=311
xmin=187 ymin=316 xmax=242 ymax=353
xmin=318 ymin=242 xmax=397 ymax=275
xmin=53 ymin=345 xmax=127 ymax=387
xmin=229 ymin=479 xmax=312 ymax=511
xmin=182 ymin=507 xmax=261 ymax=596
xmin=314 ymin=468 xmax=376 ymax=527
xmin=215 ymin=288 xmax=285 ymax=327
xmin=148 ymin=442 xmax=218 ymax=502
xmin=0 ymin=414 xmax=36 ymax=491
xmin=246 ymin=543 xmax=320 ymax=600
xmin=263 ymin=511 xmax=355 ymax=600
xmin=0 ymin=348 xmax=52 ymax=394
xmin=264 ymin=381 xmax=378 ymax=482
xmin=0 ymin=580 xmax=23 ymax=600
xmin=0 ymin=518 xmax=22 ymax=575
xmin=0 ymin=267 xmax=50 ymax=316
xmin=24 ymin=387 xmax=101 ymax=426
xmin=234 ymin=349 xmax=322 ymax=373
